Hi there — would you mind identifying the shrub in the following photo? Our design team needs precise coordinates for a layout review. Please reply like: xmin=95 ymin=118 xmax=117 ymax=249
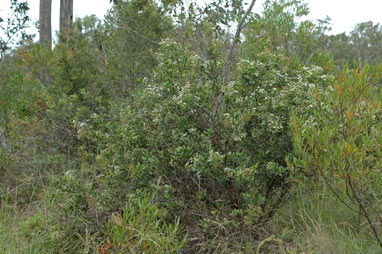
xmin=291 ymin=64 xmax=382 ymax=247
xmin=85 ymin=41 xmax=328 ymax=228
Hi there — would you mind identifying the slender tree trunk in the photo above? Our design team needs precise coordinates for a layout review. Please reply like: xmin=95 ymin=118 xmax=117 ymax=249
xmin=39 ymin=0 xmax=52 ymax=49
xmin=60 ymin=0 xmax=73 ymax=42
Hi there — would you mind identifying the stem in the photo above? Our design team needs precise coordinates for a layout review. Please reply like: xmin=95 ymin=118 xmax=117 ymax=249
xmin=214 ymin=0 xmax=257 ymax=117
xmin=347 ymin=174 xmax=382 ymax=248
xmin=223 ymin=0 xmax=257 ymax=85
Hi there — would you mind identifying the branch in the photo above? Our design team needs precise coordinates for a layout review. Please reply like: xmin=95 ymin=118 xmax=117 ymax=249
xmin=347 ymin=174 xmax=382 ymax=248
xmin=119 ymin=25 xmax=161 ymax=46
xmin=223 ymin=0 xmax=257 ymax=85
xmin=0 ymin=127 xmax=11 ymax=152
xmin=196 ymin=26 xmax=208 ymax=62
xmin=214 ymin=0 xmax=257 ymax=117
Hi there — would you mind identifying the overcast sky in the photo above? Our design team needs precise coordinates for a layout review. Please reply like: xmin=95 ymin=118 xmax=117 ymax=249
xmin=1 ymin=0 xmax=382 ymax=39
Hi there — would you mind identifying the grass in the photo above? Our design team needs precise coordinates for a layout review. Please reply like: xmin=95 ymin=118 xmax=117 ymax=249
xmin=2 ymin=181 xmax=382 ymax=253
xmin=0 ymin=201 xmax=54 ymax=254
xmin=269 ymin=184 xmax=381 ymax=254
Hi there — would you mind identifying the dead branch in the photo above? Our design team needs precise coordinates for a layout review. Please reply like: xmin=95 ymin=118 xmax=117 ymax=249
xmin=0 ymin=127 xmax=11 ymax=151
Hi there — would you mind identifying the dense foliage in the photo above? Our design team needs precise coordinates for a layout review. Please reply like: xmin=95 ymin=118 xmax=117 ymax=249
xmin=291 ymin=64 xmax=382 ymax=248
xmin=1 ymin=0 xmax=382 ymax=253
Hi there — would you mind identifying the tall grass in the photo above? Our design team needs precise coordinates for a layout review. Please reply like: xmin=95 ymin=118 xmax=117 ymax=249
xmin=270 ymin=184 xmax=381 ymax=253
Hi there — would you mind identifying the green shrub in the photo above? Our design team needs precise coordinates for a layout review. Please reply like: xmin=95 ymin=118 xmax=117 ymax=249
xmin=84 ymin=41 xmax=328 ymax=229
xmin=291 ymin=64 xmax=382 ymax=247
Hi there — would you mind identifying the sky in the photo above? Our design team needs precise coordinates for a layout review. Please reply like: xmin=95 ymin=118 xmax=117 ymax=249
xmin=1 ymin=0 xmax=382 ymax=39
xmin=253 ymin=0 xmax=382 ymax=34
xmin=304 ymin=0 xmax=382 ymax=34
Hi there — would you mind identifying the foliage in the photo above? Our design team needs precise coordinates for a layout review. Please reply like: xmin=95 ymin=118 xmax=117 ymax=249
xmin=242 ymin=0 xmax=331 ymax=65
xmin=83 ymin=41 xmax=328 ymax=235
xmin=2 ymin=0 xmax=382 ymax=253
xmin=321 ymin=21 xmax=382 ymax=67
xmin=0 ymin=0 xmax=32 ymax=59
xmin=102 ymin=0 xmax=173 ymax=98
xmin=103 ymin=193 xmax=186 ymax=253
xmin=291 ymin=64 xmax=382 ymax=247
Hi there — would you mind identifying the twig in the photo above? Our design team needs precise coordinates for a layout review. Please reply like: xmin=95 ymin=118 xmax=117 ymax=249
xmin=119 ymin=25 xmax=161 ymax=45
xmin=347 ymin=174 xmax=382 ymax=248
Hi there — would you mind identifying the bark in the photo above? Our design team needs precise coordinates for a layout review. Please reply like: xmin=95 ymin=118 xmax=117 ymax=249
xmin=39 ymin=0 xmax=52 ymax=49
xmin=60 ymin=0 xmax=74 ymax=42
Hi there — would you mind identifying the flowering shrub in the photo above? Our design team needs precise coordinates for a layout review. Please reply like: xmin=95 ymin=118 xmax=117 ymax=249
xmin=85 ymin=41 xmax=328 ymax=225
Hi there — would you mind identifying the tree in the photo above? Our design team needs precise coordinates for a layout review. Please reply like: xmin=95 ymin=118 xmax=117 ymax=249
xmin=39 ymin=0 xmax=52 ymax=48
xmin=242 ymin=0 xmax=330 ymax=64
xmin=319 ymin=32 xmax=356 ymax=67
xmin=60 ymin=0 xmax=73 ymax=41
xmin=102 ymin=0 xmax=172 ymax=98
xmin=351 ymin=21 xmax=382 ymax=64
xmin=0 ymin=0 xmax=31 ymax=59
xmin=321 ymin=21 xmax=382 ymax=67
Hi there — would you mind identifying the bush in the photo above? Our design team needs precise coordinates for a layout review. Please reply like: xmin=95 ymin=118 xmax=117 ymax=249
xmin=291 ymin=64 xmax=382 ymax=247
xmin=83 ymin=41 xmax=328 ymax=230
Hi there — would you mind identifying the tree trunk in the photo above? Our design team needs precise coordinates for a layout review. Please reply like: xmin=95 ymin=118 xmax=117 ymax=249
xmin=60 ymin=0 xmax=74 ymax=42
xmin=39 ymin=0 xmax=52 ymax=49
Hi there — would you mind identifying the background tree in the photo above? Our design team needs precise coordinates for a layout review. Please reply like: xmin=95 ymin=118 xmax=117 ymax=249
xmin=241 ymin=0 xmax=330 ymax=65
xmin=320 ymin=21 xmax=382 ymax=67
xmin=0 ymin=0 xmax=30 ymax=152
xmin=39 ymin=0 xmax=52 ymax=48
xmin=319 ymin=32 xmax=356 ymax=67
xmin=102 ymin=0 xmax=172 ymax=98
xmin=350 ymin=21 xmax=382 ymax=64
xmin=60 ymin=0 xmax=73 ymax=41
xmin=0 ymin=0 xmax=31 ymax=59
